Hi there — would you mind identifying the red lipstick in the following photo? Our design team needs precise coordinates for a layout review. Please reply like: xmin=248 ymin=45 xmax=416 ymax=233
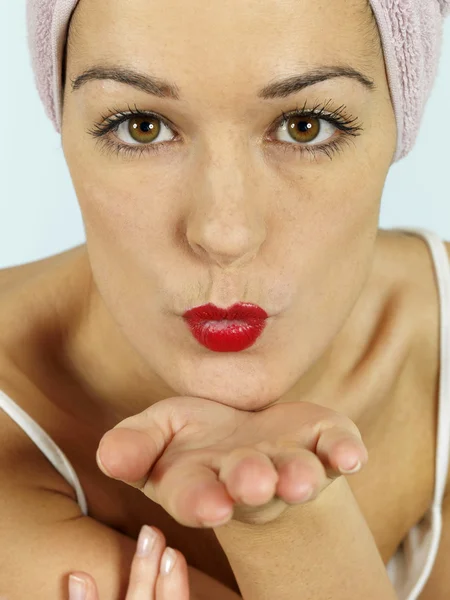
xmin=182 ymin=302 xmax=268 ymax=352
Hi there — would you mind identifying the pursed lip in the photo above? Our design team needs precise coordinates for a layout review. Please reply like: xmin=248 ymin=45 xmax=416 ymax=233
xmin=182 ymin=302 xmax=269 ymax=321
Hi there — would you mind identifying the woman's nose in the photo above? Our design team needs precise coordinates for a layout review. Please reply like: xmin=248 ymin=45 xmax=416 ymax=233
xmin=185 ymin=199 xmax=267 ymax=269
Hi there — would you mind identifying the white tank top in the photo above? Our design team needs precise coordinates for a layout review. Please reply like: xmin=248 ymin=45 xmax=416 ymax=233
xmin=0 ymin=227 xmax=449 ymax=600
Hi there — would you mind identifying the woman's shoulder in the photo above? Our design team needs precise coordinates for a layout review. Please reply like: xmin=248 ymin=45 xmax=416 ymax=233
xmin=403 ymin=232 xmax=448 ymax=411
xmin=0 ymin=245 xmax=91 ymax=505
xmin=399 ymin=233 xmax=450 ymax=498
xmin=0 ymin=244 xmax=85 ymax=290
xmin=0 ymin=375 xmax=79 ymax=503
xmin=0 ymin=246 xmax=88 ymax=391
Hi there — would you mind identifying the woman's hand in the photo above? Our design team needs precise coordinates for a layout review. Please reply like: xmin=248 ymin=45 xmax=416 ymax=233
xmin=68 ymin=525 xmax=190 ymax=599
xmin=96 ymin=397 xmax=369 ymax=527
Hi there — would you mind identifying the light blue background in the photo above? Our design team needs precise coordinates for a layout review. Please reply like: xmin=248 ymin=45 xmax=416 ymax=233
xmin=1 ymin=5 xmax=449 ymax=269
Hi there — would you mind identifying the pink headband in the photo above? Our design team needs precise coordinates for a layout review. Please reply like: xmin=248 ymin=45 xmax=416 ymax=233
xmin=26 ymin=0 xmax=449 ymax=164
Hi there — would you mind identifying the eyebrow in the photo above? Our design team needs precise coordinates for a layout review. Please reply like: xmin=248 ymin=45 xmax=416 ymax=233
xmin=70 ymin=64 xmax=376 ymax=100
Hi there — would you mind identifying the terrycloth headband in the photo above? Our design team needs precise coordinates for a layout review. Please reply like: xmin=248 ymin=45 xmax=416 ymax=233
xmin=26 ymin=0 xmax=449 ymax=164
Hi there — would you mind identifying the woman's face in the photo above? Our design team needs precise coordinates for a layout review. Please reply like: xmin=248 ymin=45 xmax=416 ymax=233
xmin=61 ymin=0 xmax=397 ymax=411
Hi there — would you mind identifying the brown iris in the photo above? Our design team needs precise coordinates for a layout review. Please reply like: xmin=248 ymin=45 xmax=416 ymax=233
xmin=128 ymin=116 xmax=160 ymax=143
xmin=286 ymin=115 xmax=320 ymax=143
xmin=124 ymin=114 xmax=321 ymax=145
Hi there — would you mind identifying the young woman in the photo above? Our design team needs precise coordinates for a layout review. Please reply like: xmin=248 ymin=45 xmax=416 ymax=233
xmin=1 ymin=0 xmax=449 ymax=598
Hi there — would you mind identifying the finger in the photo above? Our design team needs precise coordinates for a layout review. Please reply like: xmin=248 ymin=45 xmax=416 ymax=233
xmin=95 ymin=402 xmax=182 ymax=497
xmin=98 ymin=425 xmax=235 ymax=527
xmin=315 ymin=425 xmax=369 ymax=476
xmin=155 ymin=548 xmax=190 ymax=600
xmin=270 ymin=448 xmax=326 ymax=503
xmin=96 ymin=426 xmax=166 ymax=501
xmin=69 ymin=572 xmax=98 ymax=600
xmin=125 ymin=525 xmax=166 ymax=600
xmin=145 ymin=459 xmax=235 ymax=527
xmin=95 ymin=397 xmax=230 ymax=492
xmin=218 ymin=448 xmax=279 ymax=506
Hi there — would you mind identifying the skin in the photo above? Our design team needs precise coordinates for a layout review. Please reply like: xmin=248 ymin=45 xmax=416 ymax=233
xmin=70 ymin=525 xmax=191 ymax=600
xmin=58 ymin=0 xmax=397 ymax=431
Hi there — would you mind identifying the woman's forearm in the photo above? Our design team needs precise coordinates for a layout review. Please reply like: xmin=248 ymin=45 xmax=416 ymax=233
xmin=213 ymin=476 xmax=398 ymax=600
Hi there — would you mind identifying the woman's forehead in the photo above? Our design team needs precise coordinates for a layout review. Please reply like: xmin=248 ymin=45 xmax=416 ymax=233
xmin=69 ymin=0 xmax=377 ymax=67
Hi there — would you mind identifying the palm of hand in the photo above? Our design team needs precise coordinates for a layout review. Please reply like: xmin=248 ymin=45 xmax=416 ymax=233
xmin=96 ymin=396 xmax=368 ymax=527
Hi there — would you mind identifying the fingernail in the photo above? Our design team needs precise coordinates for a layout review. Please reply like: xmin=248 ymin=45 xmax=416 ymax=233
xmin=198 ymin=505 xmax=233 ymax=527
xmin=298 ymin=484 xmax=314 ymax=502
xmin=339 ymin=458 xmax=362 ymax=474
xmin=96 ymin=446 xmax=112 ymax=477
xmin=136 ymin=525 xmax=157 ymax=557
xmin=160 ymin=547 xmax=177 ymax=575
xmin=202 ymin=513 xmax=232 ymax=527
xmin=69 ymin=575 xmax=86 ymax=600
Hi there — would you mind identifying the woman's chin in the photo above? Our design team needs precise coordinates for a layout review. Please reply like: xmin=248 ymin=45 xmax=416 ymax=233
xmin=173 ymin=379 xmax=284 ymax=412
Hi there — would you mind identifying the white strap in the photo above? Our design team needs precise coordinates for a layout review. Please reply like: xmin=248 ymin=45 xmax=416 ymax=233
xmin=0 ymin=389 xmax=88 ymax=515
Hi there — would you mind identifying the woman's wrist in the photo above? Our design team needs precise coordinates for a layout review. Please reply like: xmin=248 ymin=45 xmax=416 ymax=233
xmin=213 ymin=476 xmax=398 ymax=600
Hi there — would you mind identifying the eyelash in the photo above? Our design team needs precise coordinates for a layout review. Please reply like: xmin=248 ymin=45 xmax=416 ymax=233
xmin=87 ymin=99 xmax=363 ymax=161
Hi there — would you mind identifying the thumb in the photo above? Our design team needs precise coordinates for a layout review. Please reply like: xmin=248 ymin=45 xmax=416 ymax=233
xmin=96 ymin=402 xmax=176 ymax=496
xmin=96 ymin=427 xmax=163 ymax=488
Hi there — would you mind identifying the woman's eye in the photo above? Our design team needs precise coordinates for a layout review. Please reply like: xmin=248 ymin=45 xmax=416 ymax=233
xmin=115 ymin=113 xmax=335 ymax=147
xmin=91 ymin=103 xmax=361 ymax=161
xmin=115 ymin=115 xmax=176 ymax=145
xmin=274 ymin=114 xmax=336 ymax=146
